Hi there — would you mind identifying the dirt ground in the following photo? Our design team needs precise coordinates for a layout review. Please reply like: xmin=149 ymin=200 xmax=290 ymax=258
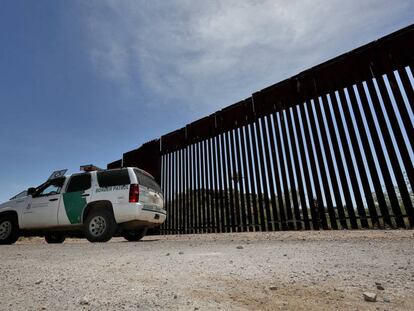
xmin=0 ymin=230 xmax=413 ymax=310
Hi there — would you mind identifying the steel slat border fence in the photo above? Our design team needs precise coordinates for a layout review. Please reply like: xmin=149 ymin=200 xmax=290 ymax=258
xmin=107 ymin=25 xmax=414 ymax=234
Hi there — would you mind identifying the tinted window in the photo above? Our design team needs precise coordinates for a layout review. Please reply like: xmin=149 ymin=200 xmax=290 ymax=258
xmin=66 ymin=174 xmax=91 ymax=193
xmin=97 ymin=169 xmax=130 ymax=187
xmin=134 ymin=169 xmax=161 ymax=193
xmin=35 ymin=178 xmax=65 ymax=197
xmin=39 ymin=184 xmax=61 ymax=196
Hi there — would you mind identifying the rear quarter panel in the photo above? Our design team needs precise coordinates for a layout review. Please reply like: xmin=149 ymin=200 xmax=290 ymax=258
xmin=93 ymin=184 xmax=135 ymax=223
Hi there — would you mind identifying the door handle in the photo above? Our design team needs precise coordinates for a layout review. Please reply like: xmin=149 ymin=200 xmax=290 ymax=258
xmin=81 ymin=194 xmax=90 ymax=197
xmin=49 ymin=198 xmax=58 ymax=202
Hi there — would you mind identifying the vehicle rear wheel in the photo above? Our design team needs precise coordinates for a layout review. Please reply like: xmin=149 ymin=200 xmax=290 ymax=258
xmin=84 ymin=209 xmax=116 ymax=243
xmin=0 ymin=215 xmax=19 ymax=245
xmin=45 ymin=233 xmax=66 ymax=244
xmin=122 ymin=227 xmax=147 ymax=242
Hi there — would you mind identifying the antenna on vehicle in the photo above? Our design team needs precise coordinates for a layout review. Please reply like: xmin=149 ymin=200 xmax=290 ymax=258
xmin=80 ymin=164 xmax=102 ymax=172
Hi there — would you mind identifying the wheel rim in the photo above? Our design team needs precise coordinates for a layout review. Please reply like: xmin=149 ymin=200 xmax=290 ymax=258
xmin=0 ymin=220 xmax=12 ymax=240
xmin=89 ymin=216 xmax=107 ymax=237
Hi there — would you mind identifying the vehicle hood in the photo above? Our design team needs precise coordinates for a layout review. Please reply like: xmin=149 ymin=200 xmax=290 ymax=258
xmin=0 ymin=196 xmax=27 ymax=211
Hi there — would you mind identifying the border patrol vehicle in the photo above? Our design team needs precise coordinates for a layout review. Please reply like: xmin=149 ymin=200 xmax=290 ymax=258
xmin=0 ymin=166 xmax=165 ymax=244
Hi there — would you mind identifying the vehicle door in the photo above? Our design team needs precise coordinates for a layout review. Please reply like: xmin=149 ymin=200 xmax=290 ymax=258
xmin=59 ymin=173 xmax=92 ymax=225
xmin=21 ymin=177 xmax=66 ymax=229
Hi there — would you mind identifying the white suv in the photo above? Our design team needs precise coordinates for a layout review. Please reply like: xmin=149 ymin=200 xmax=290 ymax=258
xmin=0 ymin=167 xmax=165 ymax=244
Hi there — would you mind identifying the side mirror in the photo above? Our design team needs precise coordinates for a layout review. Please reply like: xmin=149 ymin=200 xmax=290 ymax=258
xmin=27 ymin=187 xmax=36 ymax=196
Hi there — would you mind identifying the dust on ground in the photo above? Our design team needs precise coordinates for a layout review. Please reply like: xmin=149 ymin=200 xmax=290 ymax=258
xmin=1 ymin=230 xmax=413 ymax=310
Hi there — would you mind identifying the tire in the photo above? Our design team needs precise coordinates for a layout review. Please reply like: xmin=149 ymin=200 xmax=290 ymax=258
xmin=122 ymin=227 xmax=147 ymax=242
xmin=45 ymin=233 xmax=66 ymax=244
xmin=0 ymin=215 xmax=19 ymax=245
xmin=84 ymin=208 xmax=116 ymax=243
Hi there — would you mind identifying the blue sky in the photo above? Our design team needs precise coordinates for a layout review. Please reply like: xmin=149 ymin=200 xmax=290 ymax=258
xmin=0 ymin=0 xmax=413 ymax=202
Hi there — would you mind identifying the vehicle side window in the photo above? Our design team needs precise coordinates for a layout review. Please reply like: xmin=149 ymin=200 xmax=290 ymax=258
xmin=35 ymin=178 xmax=65 ymax=197
xmin=97 ymin=169 xmax=130 ymax=187
xmin=66 ymin=174 xmax=91 ymax=193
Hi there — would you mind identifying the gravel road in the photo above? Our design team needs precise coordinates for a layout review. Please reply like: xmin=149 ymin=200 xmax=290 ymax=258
xmin=0 ymin=230 xmax=413 ymax=310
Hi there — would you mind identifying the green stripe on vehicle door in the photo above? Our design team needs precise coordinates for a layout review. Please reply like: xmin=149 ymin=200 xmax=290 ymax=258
xmin=62 ymin=192 xmax=86 ymax=224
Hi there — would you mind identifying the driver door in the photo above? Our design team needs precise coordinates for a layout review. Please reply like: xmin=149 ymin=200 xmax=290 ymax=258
xmin=21 ymin=178 xmax=66 ymax=229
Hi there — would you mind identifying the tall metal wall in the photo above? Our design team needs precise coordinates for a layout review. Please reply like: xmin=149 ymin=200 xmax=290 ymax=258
xmin=109 ymin=25 xmax=414 ymax=233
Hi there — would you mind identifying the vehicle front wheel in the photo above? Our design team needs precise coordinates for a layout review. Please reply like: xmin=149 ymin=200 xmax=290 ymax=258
xmin=45 ymin=233 xmax=66 ymax=244
xmin=0 ymin=215 xmax=19 ymax=245
xmin=122 ymin=227 xmax=147 ymax=242
xmin=84 ymin=209 xmax=116 ymax=243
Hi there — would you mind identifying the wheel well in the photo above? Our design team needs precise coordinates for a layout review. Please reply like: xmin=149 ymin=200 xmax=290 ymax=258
xmin=0 ymin=211 xmax=19 ymax=227
xmin=82 ymin=201 xmax=114 ymax=223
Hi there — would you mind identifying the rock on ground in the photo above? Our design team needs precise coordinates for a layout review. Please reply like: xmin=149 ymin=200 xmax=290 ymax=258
xmin=363 ymin=292 xmax=377 ymax=302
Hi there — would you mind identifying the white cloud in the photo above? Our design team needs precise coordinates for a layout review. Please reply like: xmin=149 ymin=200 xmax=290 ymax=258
xmin=80 ymin=0 xmax=413 ymax=114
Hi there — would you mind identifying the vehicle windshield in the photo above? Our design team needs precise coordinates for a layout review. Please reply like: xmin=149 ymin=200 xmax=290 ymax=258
xmin=9 ymin=190 xmax=28 ymax=200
